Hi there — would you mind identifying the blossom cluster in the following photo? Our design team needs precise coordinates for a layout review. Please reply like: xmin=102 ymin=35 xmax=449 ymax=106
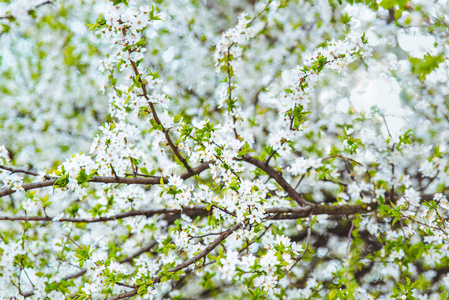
xmin=1 ymin=172 xmax=23 ymax=192
xmin=214 ymin=12 xmax=256 ymax=73
xmin=280 ymin=33 xmax=372 ymax=116
xmin=2 ymin=0 xmax=449 ymax=299
xmin=0 ymin=145 xmax=10 ymax=164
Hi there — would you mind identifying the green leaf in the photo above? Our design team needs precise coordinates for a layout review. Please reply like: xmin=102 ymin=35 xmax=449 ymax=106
xmin=380 ymin=0 xmax=408 ymax=9
xmin=237 ymin=143 xmax=254 ymax=158
xmin=409 ymin=53 xmax=444 ymax=80
xmin=54 ymin=174 xmax=69 ymax=188
xmin=140 ymin=167 xmax=149 ymax=175
xmin=392 ymin=215 xmax=401 ymax=226
xmin=75 ymin=245 xmax=95 ymax=268
xmin=113 ymin=0 xmax=129 ymax=6
xmin=174 ymin=114 xmax=183 ymax=123
xmin=76 ymin=169 xmax=88 ymax=185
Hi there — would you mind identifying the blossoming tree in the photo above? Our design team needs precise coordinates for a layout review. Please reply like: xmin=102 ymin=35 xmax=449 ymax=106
xmin=1 ymin=0 xmax=448 ymax=299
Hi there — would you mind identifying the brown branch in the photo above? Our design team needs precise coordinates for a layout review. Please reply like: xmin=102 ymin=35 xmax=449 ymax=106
xmin=239 ymin=224 xmax=272 ymax=254
xmin=321 ymin=178 xmax=348 ymax=187
xmin=0 ymin=0 xmax=53 ymax=20
xmin=346 ymin=221 xmax=355 ymax=266
xmin=127 ymin=53 xmax=194 ymax=175
xmin=19 ymin=202 xmax=377 ymax=298
xmin=2 ymin=204 xmax=378 ymax=224
xmin=266 ymin=202 xmax=378 ymax=220
xmin=286 ymin=214 xmax=312 ymax=275
xmin=0 ymin=165 xmax=55 ymax=179
xmin=0 ymin=180 xmax=55 ymax=198
xmin=0 ymin=161 xmax=212 ymax=198
xmin=241 ymin=155 xmax=309 ymax=206
xmin=119 ymin=240 xmax=158 ymax=264
xmin=0 ymin=207 xmax=207 ymax=223
xmin=22 ymin=240 xmax=159 ymax=298
xmin=264 ymin=148 xmax=278 ymax=165
xmin=419 ymin=170 xmax=439 ymax=192
xmin=106 ymin=223 xmax=242 ymax=300
xmin=321 ymin=154 xmax=362 ymax=166
xmin=63 ymin=269 xmax=86 ymax=281
xmin=189 ymin=231 xmax=225 ymax=240
xmin=294 ymin=173 xmax=307 ymax=190
xmin=249 ymin=0 xmax=272 ymax=25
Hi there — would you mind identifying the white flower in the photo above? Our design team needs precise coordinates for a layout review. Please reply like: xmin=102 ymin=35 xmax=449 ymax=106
xmin=159 ymin=110 xmax=174 ymax=129
xmin=220 ymin=250 xmax=239 ymax=281
xmin=168 ymin=175 xmax=183 ymax=188
xmin=192 ymin=119 xmax=208 ymax=128
xmin=142 ymin=287 xmax=158 ymax=300
xmin=22 ymin=198 xmax=39 ymax=213
xmin=419 ymin=160 xmax=437 ymax=178
xmin=291 ymin=242 xmax=304 ymax=255
xmin=82 ymin=283 xmax=98 ymax=295
xmin=130 ymin=13 xmax=149 ymax=30
xmin=404 ymin=188 xmax=421 ymax=207
xmin=347 ymin=182 xmax=362 ymax=200
xmin=3 ymin=173 xmax=24 ymax=191
xmin=0 ymin=145 xmax=10 ymax=164
xmin=274 ymin=234 xmax=291 ymax=247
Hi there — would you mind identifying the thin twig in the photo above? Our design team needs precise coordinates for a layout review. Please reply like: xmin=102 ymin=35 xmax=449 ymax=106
xmin=22 ymin=240 xmax=159 ymax=297
xmin=64 ymin=234 xmax=81 ymax=250
xmin=285 ymin=214 xmax=312 ymax=275
xmin=129 ymin=157 xmax=137 ymax=178
xmin=0 ymin=0 xmax=53 ymax=20
xmin=106 ymin=223 xmax=242 ymax=300
xmin=321 ymin=155 xmax=362 ymax=166
xmin=346 ymin=221 xmax=355 ymax=267
xmin=239 ymin=224 xmax=272 ymax=254
xmin=189 ymin=231 xmax=225 ymax=240
xmin=127 ymin=52 xmax=194 ymax=175
xmin=294 ymin=173 xmax=307 ymax=190
xmin=265 ymin=148 xmax=279 ymax=165
xmin=0 ymin=165 xmax=54 ymax=179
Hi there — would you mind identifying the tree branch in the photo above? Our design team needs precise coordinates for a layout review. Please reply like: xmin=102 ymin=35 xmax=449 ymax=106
xmin=0 ymin=165 xmax=54 ymax=179
xmin=105 ymin=223 xmax=242 ymax=300
xmin=127 ymin=51 xmax=194 ymax=175
xmin=0 ymin=0 xmax=53 ymax=20
xmin=17 ymin=201 xmax=377 ymax=298
xmin=241 ymin=155 xmax=309 ymax=206
xmin=286 ymin=214 xmax=312 ymax=274
xmin=0 ymin=161 xmax=212 ymax=198
xmin=266 ymin=202 xmax=378 ymax=220
xmin=22 ymin=240 xmax=159 ymax=297
xmin=0 ymin=207 xmax=207 ymax=223
xmin=2 ymin=203 xmax=378 ymax=223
